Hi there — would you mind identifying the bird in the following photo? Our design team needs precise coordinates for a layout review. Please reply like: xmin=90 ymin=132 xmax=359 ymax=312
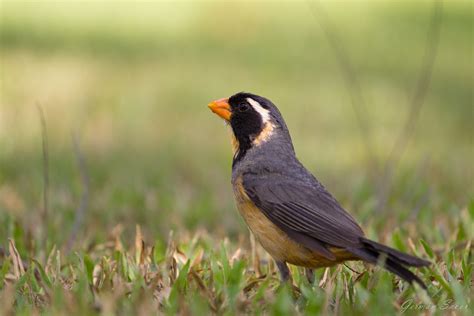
xmin=208 ymin=92 xmax=430 ymax=288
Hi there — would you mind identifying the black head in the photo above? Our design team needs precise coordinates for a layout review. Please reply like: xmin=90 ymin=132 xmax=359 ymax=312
xmin=209 ymin=92 xmax=293 ymax=166
xmin=228 ymin=93 xmax=268 ymax=150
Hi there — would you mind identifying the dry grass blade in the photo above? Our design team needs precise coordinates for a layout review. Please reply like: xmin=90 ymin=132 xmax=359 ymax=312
xmin=319 ymin=267 xmax=330 ymax=288
xmin=66 ymin=133 xmax=90 ymax=252
xmin=191 ymin=248 xmax=204 ymax=268
xmin=135 ymin=224 xmax=144 ymax=265
xmin=8 ymin=238 xmax=25 ymax=279
xmin=306 ymin=0 xmax=379 ymax=178
xmin=37 ymin=104 xmax=49 ymax=224
xmin=376 ymin=0 xmax=444 ymax=213
xmin=250 ymin=233 xmax=262 ymax=277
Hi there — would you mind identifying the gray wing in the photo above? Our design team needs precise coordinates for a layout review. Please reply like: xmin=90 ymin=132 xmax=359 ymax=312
xmin=243 ymin=174 xmax=365 ymax=255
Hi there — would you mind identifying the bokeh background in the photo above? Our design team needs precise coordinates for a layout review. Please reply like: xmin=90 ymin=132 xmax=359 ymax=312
xmin=0 ymin=0 xmax=472 ymax=250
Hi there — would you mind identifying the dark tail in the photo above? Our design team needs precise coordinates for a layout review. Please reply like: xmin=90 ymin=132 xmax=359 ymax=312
xmin=347 ymin=237 xmax=430 ymax=289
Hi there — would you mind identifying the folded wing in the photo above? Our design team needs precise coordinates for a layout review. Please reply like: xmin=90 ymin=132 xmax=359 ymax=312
xmin=243 ymin=176 xmax=365 ymax=252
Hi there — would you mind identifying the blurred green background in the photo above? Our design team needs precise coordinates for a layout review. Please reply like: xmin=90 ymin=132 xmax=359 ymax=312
xmin=0 ymin=0 xmax=472 ymax=247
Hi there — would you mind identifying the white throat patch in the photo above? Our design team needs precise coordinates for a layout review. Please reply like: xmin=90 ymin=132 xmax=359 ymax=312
xmin=247 ymin=98 xmax=271 ymax=123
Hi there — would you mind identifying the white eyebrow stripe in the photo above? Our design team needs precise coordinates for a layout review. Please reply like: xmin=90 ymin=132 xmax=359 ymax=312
xmin=247 ymin=97 xmax=270 ymax=123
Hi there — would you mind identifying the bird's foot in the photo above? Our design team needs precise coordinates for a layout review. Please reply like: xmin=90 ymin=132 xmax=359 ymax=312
xmin=275 ymin=261 xmax=292 ymax=283
xmin=305 ymin=268 xmax=315 ymax=284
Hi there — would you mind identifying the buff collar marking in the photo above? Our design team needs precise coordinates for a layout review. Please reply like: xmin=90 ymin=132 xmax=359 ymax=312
xmin=247 ymin=97 xmax=274 ymax=145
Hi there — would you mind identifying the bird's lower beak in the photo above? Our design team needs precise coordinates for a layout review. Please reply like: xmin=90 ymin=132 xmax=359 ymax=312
xmin=208 ymin=98 xmax=231 ymax=121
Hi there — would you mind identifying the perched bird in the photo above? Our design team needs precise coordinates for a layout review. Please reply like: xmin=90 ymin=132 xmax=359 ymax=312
xmin=208 ymin=92 xmax=430 ymax=288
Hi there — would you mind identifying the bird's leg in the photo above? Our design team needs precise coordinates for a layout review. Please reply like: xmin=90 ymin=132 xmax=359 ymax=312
xmin=276 ymin=261 xmax=291 ymax=282
xmin=305 ymin=268 xmax=315 ymax=284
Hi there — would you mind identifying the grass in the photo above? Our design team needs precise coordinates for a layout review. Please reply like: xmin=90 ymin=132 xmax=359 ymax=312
xmin=0 ymin=0 xmax=472 ymax=314
xmin=1 ymin=214 xmax=472 ymax=315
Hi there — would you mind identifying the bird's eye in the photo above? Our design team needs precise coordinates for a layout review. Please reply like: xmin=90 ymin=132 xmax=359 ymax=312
xmin=239 ymin=103 xmax=250 ymax=112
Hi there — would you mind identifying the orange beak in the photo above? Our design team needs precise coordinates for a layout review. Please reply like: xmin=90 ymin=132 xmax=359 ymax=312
xmin=208 ymin=97 xmax=231 ymax=121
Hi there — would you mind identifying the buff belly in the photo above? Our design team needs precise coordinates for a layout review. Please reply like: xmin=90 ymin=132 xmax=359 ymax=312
xmin=233 ymin=178 xmax=354 ymax=268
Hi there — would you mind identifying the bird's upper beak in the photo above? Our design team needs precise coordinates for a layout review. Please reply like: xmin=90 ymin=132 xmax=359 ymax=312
xmin=208 ymin=97 xmax=231 ymax=121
